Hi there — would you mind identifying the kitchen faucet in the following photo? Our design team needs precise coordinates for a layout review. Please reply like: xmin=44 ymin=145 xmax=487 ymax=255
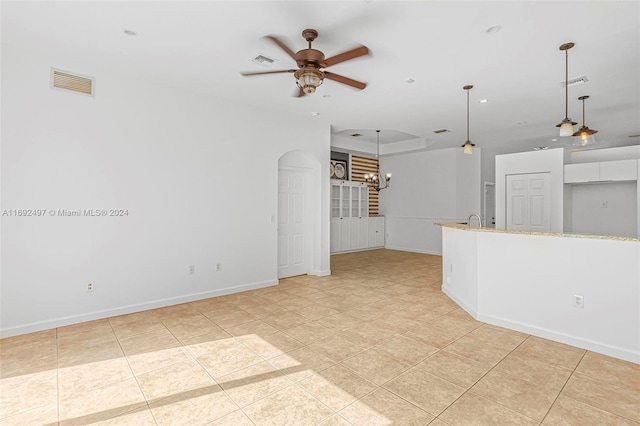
xmin=468 ymin=213 xmax=482 ymax=228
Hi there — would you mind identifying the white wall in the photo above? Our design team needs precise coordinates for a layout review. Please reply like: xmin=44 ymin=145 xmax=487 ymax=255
xmin=0 ymin=45 xmax=331 ymax=336
xmin=571 ymin=182 xmax=637 ymax=237
xmin=495 ymin=148 xmax=565 ymax=232
xmin=566 ymin=146 xmax=640 ymax=238
xmin=442 ymin=226 xmax=640 ymax=364
xmin=379 ymin=148 xmax=482 ymax=255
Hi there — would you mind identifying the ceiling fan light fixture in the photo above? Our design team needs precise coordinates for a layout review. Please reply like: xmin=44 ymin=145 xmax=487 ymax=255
xmin=295 ymin=68 xmax=324 ymax=94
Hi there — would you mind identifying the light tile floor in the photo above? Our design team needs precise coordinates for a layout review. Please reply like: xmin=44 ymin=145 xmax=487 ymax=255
xmin=1 ymin=250 xmax=639 ymax=425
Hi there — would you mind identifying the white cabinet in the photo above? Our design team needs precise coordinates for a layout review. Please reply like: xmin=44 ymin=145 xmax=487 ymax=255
xmin=564 ymin=163 xmax=600 ymax=183
xmin=331 ymin=180 xmax=368 ymax=219
xmin=330 ymin=180 xmax=384 ymax=253
xmin=565 ymin=160 xmax=637 ymax=183
xmin=600 ymin=160 xmax=638 ymax=181
xmin=368 ymin=216 xmax=385 ymax=248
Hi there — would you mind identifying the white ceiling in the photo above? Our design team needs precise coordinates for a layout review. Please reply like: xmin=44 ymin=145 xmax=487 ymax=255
xmin=2 ymin=1 xmax=639 ymax=155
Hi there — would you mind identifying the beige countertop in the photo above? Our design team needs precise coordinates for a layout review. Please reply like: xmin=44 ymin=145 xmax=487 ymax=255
xmin=436 ymin=222 xmax=639 ymax=242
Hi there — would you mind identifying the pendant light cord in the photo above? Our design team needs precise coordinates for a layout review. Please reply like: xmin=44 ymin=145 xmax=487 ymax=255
xmin=466 ymin=88 xmax=470 ymax=141
xmin=565 ymin=49 xmax=569 ymax=119
xmin=376 ymin=130 xmax=381 ymax=179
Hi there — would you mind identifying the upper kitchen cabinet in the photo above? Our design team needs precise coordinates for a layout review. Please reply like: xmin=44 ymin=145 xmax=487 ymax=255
xmin=564 ymin=159 xmax=638 ymax=183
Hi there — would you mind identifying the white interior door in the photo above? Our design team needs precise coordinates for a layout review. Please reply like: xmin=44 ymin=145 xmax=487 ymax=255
xmin=506 ymin=173 xmax=550 ymax=232
xmin=278 ymin=167 xmax=309 ymax=278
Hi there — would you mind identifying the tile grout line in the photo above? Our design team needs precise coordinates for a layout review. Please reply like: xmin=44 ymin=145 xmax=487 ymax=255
xmin=110 ymin=315 xmax=160 ymax=425
xmin=55 ymin=327 xmax=60 ymax=426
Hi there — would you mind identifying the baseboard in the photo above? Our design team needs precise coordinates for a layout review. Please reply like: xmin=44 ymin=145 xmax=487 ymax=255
xmin=442 ymin=286 xmax=478 ymax=318
xmin=476 ymin=312 xmax=640 ymax=365
xmin=384 ymin=245 xmax=442 ymax=256
xmin=0 ymin=279 xmax=278 ymax=338
xmin=442 ymin=286 xmax=639 ymax=364
xmin=330 ymin=247 xmax=384 ymax=255
xmin=310 ymin=269 xmax=331 ymax=277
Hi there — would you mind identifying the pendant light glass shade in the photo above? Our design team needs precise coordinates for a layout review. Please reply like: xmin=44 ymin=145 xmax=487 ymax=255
xmin=572 ymin=95 xmax=598 ymax=144
xmin=461 ymin=85 xmax=475 ymax=155
xmin=559 ymin=119 xmax=575 ymax=137
xmin=556 ymin=42 xmax=577 ymax=137
xmin=462 ymin=141 xmax=475 ymax=154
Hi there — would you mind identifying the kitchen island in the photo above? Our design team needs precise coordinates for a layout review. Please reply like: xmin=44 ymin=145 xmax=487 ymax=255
xmin=437 ymin=222 xmax=639 ymax=364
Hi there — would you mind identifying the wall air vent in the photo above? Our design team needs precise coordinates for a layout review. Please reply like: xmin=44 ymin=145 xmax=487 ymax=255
xmin=51 ymin=68 xmax=94 ymax=96
xmin=561 ymin=75 xmax=588 ymax=87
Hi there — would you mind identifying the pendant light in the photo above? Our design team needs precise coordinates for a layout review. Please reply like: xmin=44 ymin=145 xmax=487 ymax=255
xmin=572 ymin=95 xmax=598 ymax=146
xmin=364 ymin=130 xmax=391 ymax=192
xmin=556 ymin=42 xmax=578 ymax=136
xmin=461 ymin=85 xmax=475 ymax=155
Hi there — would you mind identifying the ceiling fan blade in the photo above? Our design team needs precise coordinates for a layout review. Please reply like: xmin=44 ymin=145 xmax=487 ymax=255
xmin=323 ymin=45 xmax=369 ymax=68
xmin=264 ymin=35 xmax=298 ymax=61
xmin=324 ymin=72 xmax=367 ymax=90
xmin=240 ymin=69 xmax=296 ymax=76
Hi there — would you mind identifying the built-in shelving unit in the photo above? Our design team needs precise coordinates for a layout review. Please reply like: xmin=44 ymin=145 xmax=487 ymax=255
xmin=330 ymin=180 xmax=385 ymax=253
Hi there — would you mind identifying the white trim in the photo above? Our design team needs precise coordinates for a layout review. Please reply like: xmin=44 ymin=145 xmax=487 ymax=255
xmin=476 ymin=312 xmax=640 ymax=364
xmin=0 ymin=279 xmax=277 ymax=338
xmin=383 ymin=245 xmax=442 ymax=256
xmin=445 ymin=282 xmax=639 ymax=364
xmin=310 ymin=269 xmax=331 ymax=277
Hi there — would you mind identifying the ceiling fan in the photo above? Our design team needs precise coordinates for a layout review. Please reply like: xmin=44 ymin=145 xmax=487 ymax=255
xmin=241 ymin=28 xmax=369 ymax=97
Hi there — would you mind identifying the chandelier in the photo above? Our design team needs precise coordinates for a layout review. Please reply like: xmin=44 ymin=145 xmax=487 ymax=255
xmin=363 ymin=130 xmax=391 ymax=192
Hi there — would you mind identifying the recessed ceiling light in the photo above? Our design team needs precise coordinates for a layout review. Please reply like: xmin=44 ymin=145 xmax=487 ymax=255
xmin=404 ymin=78 xmax=415 ymax=84
xmin=533 ymin=146 xmax=549 ymax=151
xmin=479 ymin=99 xmax=488 ymax=104
xmin=123 ymin=29 xmax=138 ymax=37
xmin=311 ymin=112 xmax=320 ymax=117
xmin=485 ymin=25 xmax=502 ymax=35
xmin=351 ymin=133 xmax=363 ymax=137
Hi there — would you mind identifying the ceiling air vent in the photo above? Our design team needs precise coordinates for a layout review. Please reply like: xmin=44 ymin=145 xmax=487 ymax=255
xmin=561 ymin=75 xmax=588 ymax=87
xmin=51 ymin=68 xmax=94 ymax=96
xmin=433 ymin=129 xmax=450 ymax=134
xmin=250 ymin=54 xmax=277 ymax=67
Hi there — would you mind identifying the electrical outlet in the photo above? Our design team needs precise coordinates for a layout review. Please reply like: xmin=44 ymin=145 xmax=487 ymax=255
xmin=86 ymin=281 xmax=95 ymax=292
xmin=216 ymin=263 xmax=222 ymax=272
xmin=573 ymin=294 xmax=584 ymax=309
xmin=189 ymin=265 xmax=195 ymax=275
